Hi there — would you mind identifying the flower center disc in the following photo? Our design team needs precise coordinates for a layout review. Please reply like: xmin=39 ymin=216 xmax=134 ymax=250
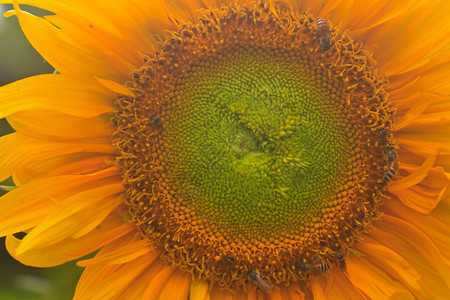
xmin=113 ymin=1 xmax=394 ymax=290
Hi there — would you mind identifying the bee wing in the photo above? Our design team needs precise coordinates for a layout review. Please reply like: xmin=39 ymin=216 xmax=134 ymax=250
xmin=257 ymin=277 xmax=272 ymax=293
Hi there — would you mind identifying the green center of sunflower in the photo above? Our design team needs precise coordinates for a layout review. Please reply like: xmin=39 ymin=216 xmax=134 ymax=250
xmin=113 ymin=1 xmax=394 ymax=290
xmin=165 ymin=45 xmax=354 ymax=240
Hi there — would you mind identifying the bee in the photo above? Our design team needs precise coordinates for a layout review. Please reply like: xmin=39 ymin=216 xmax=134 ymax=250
xmin=150 ymin=114 xmax=163 ymax=129
xmin=378 ymin=128 xmax=388 ymax=145
xmin=295 ymin=260 xmax=312 ymax=272
xmin=336 ymin=252 xmax=346 ymax=269
xmin=221 ymin=254 xmax=235 ymax=266
xmin=316 ymin=19 xmax=331 ymax=51
xmin=311 ymin=262 xmax=330 ymax=275
xmin=248 ymin=269 xmax=272 ymax=293
xmin=383 ymin=146 xmax=398 ymax=182
xmin=296 ymin=257 xmax=330 ymax=275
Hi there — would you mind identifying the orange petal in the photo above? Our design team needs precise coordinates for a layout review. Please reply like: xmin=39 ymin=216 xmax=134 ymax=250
xmin=384 ymin=199 xmax=450 ymax=262
xmin=393 ymin=173 xmax=450 ymax=214
xmin=375 ymin=215 xmax=450 ymax=287
xmin=284 ymin=282 xmax=306 ymax=300
xmin=246 ymin=287 xmax=258 ymax=300
xmin=364 ymin=0 xmax=450 ymax=76
xmin=309 ymin=0 xmax=347 ymax=20
xmin=370 ymin=224 xmax=450 ymax=298
xmin=396 ymin=135 xmax=450 ymax=156
xmin=330 ymin=270 xmax=363 ymax=299
xmin=141 ymin=264 xmax=177 ymax=299
xmin=118 ymin=261 xmax=160 ymax=299
xmin=160 ymin=0 xmax=202 ymax=24
xmin=45 ymin=0 xmax=170 ymax=56
xmin=267 ymin=288 xmax=283 ymax=300
xmin=355 ymin=237 xmax=427 ymax=298
xmin=394 ymin=97 xmax=433 ymax=131
xmin=390 ymin=59 xmax=450 ymax=108
xmin=189 ymin=280 xmax=211 ymax=300
xmin=341 ymin=0 xmax=413 ymax=38
xmin=346 ymin=256 xmax=415 ymax=299
xmin=390 ymin=155 xmax=450 ymax=214
xmin=390 ymin=152 xmax=436 ymax=192
xmin=156 ymin=269 xmax=191 ymax=300
xmin=310 ymin=277 xmax=327 ymax=300
xmin=208 ymin=285 xmax=242 ymax=300
xmin=38 ymin=0 xmax=169 ymax=58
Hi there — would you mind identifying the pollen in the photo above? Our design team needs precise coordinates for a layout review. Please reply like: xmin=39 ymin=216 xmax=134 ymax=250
xmin=112 ymin=1 xmax=394 ymax=290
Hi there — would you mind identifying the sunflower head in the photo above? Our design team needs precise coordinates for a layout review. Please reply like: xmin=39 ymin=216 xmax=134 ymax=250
xmin=113 ymin=1 xmax=395 ymax=290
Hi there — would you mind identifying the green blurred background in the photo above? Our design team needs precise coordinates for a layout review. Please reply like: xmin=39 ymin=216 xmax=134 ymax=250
xmin=0 ymin=5 xmax=89 ymax=299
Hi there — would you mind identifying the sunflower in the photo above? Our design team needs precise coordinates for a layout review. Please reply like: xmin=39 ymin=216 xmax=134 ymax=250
xmin=1 ymin=0 xmax=450 ymax=298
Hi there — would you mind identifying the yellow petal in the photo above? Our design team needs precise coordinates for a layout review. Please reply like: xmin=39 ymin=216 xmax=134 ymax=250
xmin=95 ymin=76 xmax=135 ymax=96
xmin=75 ymin=254 xmax=156 ymax=300
xmin=22 ymin=0 xmax=169 ymax=60
xmin=0 ymin=133 xmax=114 ymax=182
xmin=0 ymin=74 xmax=114 ymax=118
xmin=78 ymin=237 xmax=151 ymax=267
xmin=15 ymin=183 xmax=123 ymax=255
xmin=14 ymin=154 xmax=112 ymax=185
xmin=0 ymin=170 xmax=118 ymax=236
xmin=6 ymin=2 xmax=135 ymax=81
xmin=74 ymin=232 xmax=159 ymax=298
xmin=7 ymin=110 xmax=113 ymax=140
xmin=6 ymin=215 xmax=134 ymax=267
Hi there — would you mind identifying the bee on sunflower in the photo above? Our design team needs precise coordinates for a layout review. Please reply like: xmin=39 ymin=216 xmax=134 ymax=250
xmin=1 ymin=0 xmax=449 ymax=299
